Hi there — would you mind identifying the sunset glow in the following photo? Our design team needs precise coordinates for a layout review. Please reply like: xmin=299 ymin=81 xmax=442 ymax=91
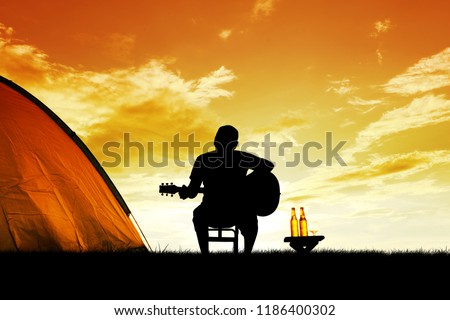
xmin=1 ymin=0 xmax=449 ymax=252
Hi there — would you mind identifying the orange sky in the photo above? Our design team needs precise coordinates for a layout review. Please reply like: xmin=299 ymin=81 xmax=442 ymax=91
xmin=1 ymin=0 xmax=450 ymax=252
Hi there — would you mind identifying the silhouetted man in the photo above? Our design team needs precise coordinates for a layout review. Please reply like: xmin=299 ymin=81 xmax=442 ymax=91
xmin=179 ymin=125 xmax=274 ymax=254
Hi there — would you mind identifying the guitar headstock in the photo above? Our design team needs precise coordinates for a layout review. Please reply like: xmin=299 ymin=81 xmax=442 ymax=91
xmin=159 ymin=182 xmax=179 ymax=197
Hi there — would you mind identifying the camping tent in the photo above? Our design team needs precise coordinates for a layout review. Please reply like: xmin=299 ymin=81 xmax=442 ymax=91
xmin=0 ymin=75 xmax=148 ymax=252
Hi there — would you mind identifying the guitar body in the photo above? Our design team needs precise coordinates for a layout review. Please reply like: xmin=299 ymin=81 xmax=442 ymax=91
xmin=159 ymin=170 xmax=280 ymax=217
xmin=244 ymin=170 xmax=280 ymax=217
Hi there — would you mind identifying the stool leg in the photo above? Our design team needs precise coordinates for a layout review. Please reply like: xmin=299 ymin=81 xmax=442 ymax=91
xmin=197 ymin=229 xmax=209 ymax=254
xmin=206 ymin=227 xmax=240 ymax=254
xmin=234 ymin=227 xmax=239 ymax=254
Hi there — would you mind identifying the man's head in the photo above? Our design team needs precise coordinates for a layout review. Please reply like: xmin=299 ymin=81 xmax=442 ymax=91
xmin=214 ymin=125 xmax=239 ymax=151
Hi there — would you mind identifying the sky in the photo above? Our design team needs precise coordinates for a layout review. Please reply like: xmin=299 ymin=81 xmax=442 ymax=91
xmin=1 ymin=0 xmax=450 ymax=253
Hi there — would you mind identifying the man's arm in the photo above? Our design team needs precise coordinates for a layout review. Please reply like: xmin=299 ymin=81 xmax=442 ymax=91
xmin=179 ymin=177 xmax=202 ymax=200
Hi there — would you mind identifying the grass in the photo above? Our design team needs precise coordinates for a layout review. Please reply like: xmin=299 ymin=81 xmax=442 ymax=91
xmin=3 ymin=247 xmax=449 ymax=300
xmin=149 ymin=246 xmax=450 ymax=256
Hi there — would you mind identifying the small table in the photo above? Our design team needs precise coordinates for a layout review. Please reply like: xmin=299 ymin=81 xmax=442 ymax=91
xmin=284 ymin=235 xmax=325 ymax=254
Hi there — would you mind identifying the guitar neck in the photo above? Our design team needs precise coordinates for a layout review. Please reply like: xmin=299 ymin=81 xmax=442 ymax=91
xmin=189 ymin=186 xmax=204 ymax=194
xmin=159 ymin=183 xmax=204 ymax=196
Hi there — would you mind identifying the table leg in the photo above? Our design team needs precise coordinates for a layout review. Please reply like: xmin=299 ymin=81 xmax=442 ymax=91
xmin=289 ymin=241 xmax=319 ymax=253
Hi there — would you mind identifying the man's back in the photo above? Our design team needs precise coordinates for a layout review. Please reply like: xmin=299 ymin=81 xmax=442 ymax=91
xmin=191 ymin=150 xmax=261 ymax=209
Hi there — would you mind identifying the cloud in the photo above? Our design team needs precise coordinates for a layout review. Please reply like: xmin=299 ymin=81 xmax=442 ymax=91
xmin=339 ymin=118 xmax=356 ymax=128
xmin=369 ymin=19 xmax=392 ymax=65
xmin=348 ymin=96 xmax=382 ymax=106
xmin=0 ymin=22 xmax=13 ymax=37
xmin=0 ymin=23 xmax=56 ymax=83
xmin=355 ymin=94 xmax=450 ymax=152
xmin=326 ymin=78 xmax=358 ymax=96
xmin=279 ymin=148 xmax=450 ymax=214
xmin=0 ymin=23 xmax=236 ymax=172
xmin=370 ymin=19 xmax=392 ymax=38
xmin=284 ymin=194 xmax=318 ymax=203
xmin=219 ymin=29 xmax=232 ymax=41
xmin=0 ymin=25 xmax=236 ymax=123
xmin=382 ymin=47 xmax=450 ymax=95
xmin=188 ymin=66 xmax=236 ymax=106
xmin=330 ymin=151 xmax=448 ymax=183
xmin=5 ymin=59 xmax=235 ymax=137
xmin=376 ymin=48 xmax=383 ymax=65
xmin=252 ymin=0 xmax=278 ymax=20
xmin=346 ymin=96 xmax=381 ymax=114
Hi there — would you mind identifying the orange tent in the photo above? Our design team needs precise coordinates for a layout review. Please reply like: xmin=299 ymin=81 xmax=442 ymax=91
xmin=0 ymin=75 xmax=148 ymax=252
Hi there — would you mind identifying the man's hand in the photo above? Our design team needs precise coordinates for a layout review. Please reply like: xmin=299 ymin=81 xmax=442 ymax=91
xmin=178 ymin=185 xmax=189 ymax=200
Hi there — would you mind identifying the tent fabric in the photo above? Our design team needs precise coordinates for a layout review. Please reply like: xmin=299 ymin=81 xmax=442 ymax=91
xmin=0 ymin=75 xmax=147 ymax=252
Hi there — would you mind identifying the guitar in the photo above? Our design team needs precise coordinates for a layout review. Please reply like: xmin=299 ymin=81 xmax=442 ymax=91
xmin=159 ymin=171 xmax=280 ymax=217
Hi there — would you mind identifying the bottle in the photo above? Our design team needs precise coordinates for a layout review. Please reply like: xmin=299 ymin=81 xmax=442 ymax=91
xmin=299 ymin=207 xmax=308 ymax=237
xmin=290 ymin=207 xmax=299 ymax=237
